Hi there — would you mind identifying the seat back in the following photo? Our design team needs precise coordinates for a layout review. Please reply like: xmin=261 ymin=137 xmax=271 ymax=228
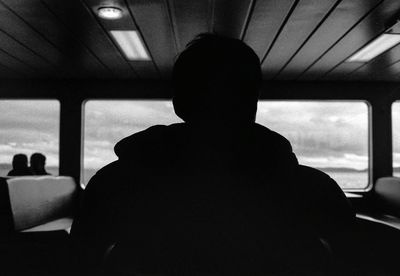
xmin=375 ymin=177 xmax=400 ymax=216
xmin=3 ymin=176 xmax=77 ymax=231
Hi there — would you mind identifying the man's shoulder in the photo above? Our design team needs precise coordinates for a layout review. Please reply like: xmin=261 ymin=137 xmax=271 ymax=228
xmin=253 ymin=123 xmax=293 ymax=149
xmin=113 ymin=123 xmax=185 ymax=156
xmin=131 ymin=123 xmax=184 ymax=136
xmin=297 ymin=165 xmax=355 ymax=225
xmin=121 ymin=123 xmax=184 ymax=142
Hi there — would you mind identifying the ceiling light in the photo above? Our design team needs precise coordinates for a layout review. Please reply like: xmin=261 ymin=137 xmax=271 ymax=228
xmin=110 ymin=30 xmax=150 ymax=61
xmin=97 ymin=7 xmax=123 ymax=20
xmin=347 ymin=34 xmax=400 ymax=62
xmin=347 ymin=21 xmax=400 ymax=63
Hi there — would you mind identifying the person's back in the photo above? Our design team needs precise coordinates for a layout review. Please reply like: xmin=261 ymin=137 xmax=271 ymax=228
xmin=73 ymin=125 xmax=329 ymax=275
xmin=7 ymin=154 xmax=32 ymax=176
xmin=71 ymin=34 xmax=345 ymax=275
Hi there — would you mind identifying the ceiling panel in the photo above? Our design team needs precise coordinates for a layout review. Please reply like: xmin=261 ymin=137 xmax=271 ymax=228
xmin=338 ymin=44 xmax=400 ymax=81
xmin=41 ymin=0 xmax=138 ymax=79
xmin=0 ymin=63 xmax=22 ymax=78
xmin=127 ymin=0 xmax=178 ymax=79
xmin=0 ymin=0 xmax=396 ymax=81
xmin=371 ymin=61 xmax=400 ymax=81
xmin=341 ymin=38 xmax=400 ymax=81
xmin=212 ymin=0 xmax=253 ymax=39
xmin=0 ymin=0 xmax=64 ymax=77
xmin=261 ymin=0 xmax=339 ymax=79
xmin=324 ymin=1 xmax=400 ymax=80
xmin=277 ymin=0 xmax=382 ymax=80
xmin=1 ymin=0 xmax=112 ymax=79
xmin=0 ymin=49 xmax=38 ymax=77
xmin=0 ymin=30 xmax=53 ymax=75
xmin=243 ymin=0 xmax=297 ymax=59
xmin=168 ymin=0 xmax=212 ymax=52
xmin=302 ymin=0 xmax=400 ymax=80
xmin=85 ymin=0 xmax=159 ymax=79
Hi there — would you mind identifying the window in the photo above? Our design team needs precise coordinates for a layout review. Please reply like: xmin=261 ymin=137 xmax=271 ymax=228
xmin=0 ymin=100 xmax=60 ymax=177
xmin=83 ymin=100 xmax=180 ymax=185
xmin=393 ymin=102 xmax=400 ymax=176
xmin=256 ymin=101 xmax=369 ymax=190
xmin=83 ymin=100 xmax=369 ymax=190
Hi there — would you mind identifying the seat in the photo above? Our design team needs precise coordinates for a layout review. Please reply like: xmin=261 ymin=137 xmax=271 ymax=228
xmin=375 ymin=177 xmax=400 ymax=216
xmin=0 ymin=176 xmax=78 ymax=275
xmin=345 ymin=177 xmax=400 ymax=274
xmin=5 ymin=175 xmax=77 ymax=231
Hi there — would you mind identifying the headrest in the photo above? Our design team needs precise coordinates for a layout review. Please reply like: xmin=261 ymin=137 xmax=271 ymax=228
xmin=6 ymin=176 xmax=77 ymax=231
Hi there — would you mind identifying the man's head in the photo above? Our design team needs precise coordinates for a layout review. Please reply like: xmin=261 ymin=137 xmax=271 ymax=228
xmin=12 ymin=154 xmax=28 ymax=169
xmin=30 ymin=152 xmax=46 ymax=171
xmin=172 ymin=33 xmax=262 ymax=125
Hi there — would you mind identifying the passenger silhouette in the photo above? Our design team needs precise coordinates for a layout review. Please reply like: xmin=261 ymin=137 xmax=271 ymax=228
xmin=7 ymin=154 xmax=32 ymax=176
xmin=30 ymin=152 xmax=50 ymax=175
xmin=71 ymin=34 xmax=354 ymax=275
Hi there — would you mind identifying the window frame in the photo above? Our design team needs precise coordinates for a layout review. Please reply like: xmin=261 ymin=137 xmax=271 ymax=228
xmin=391 ymin=100 xmax=400 ymax=178
xmin=81 ymin=98 xmax=372 ymax=192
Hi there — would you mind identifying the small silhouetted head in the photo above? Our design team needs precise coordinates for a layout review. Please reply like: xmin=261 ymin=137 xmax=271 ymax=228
xmin=12 ymin=154 xmax=28 ymax=170
xmin=30 ymin=152 xmax=46 ymax=173
xmin=172 ymin=33 xmax=262 ymax=125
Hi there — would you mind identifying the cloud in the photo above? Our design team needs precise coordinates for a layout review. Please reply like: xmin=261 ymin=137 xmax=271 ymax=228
xmin=256 ymin=101 xmax=369 ymax=169
xmin=84 ymin=101 xmax=180 ymax=169
xmin=84 ymin=101 xmax=180 ymax=144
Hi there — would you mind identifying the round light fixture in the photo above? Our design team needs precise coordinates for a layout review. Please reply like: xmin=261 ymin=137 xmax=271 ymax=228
xmin=97 ymin=7 xmax=123 ymax=20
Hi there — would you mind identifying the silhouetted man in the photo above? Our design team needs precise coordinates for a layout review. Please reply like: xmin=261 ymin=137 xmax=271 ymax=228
xmin=71 ymin=34 xmax=354 ymax=275
xmin=7 ymin=154 xmax=32 ymax=176
xmin=30 ymin=152 xmax=50 ymax=175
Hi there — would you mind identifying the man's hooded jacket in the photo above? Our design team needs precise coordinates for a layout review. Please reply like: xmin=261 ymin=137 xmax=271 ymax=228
xmin=71 ymin=123 xmax=353 ymax=275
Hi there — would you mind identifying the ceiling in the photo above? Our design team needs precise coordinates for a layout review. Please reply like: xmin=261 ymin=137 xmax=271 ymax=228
xmin=0 ymin=0 xmax=400 ymax=81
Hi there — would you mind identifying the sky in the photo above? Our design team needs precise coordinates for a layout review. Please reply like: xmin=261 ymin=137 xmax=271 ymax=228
xmin=84 ymin=100 xmax=180 ymax=169
xmin=257 ymin=101 xmax=369 ymax=170
xmin=0 ymin=100 xmax=59 ymax=167
xmin=0 ymin=99 xmax=373 ymax=175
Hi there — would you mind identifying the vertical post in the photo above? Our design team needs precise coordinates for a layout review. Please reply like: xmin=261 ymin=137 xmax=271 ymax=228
xmin=371 ymin=98 xmax=393 ymax=184
xmin=59 ymin=95 xmax=83 ymax=184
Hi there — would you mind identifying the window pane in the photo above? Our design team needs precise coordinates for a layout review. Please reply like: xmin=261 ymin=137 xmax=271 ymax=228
xmin=393 ymin=102 xmax=400 ymax=176
xmin=83 ymin=100 xmax=180 ymax=185
xmin=0 ymin=100 xmax=60 ymax=177
xmin=256 ymin=101 xmax=369 ymax=190
xmin=83 ymin=100 xmax=369 ymax=190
